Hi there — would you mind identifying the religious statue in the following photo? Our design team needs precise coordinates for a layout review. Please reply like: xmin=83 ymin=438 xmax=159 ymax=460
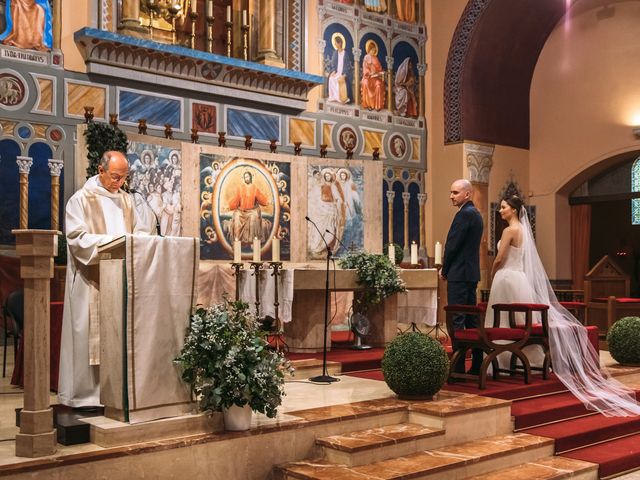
xmin=0 ymin=0 xmax=53 ymax=51
xmin=227 ymin=170 xmax=271 ymax=243
xmin=326 ymin=32 xmax=353 ymax=104
xmin=395 ymin=0 xmax=415 ymax=23
xmin=360 ymin=40 xmax=385 ymax=111
xmin=394 ymin=57 xmax=418 ymax=117
xmin=364 ymin=0 xmax=387 ymax=13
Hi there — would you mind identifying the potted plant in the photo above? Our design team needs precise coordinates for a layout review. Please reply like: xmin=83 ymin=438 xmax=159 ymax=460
xmin=607 ymin=316 xmax=640 ymax=366
xmin=338 ymin=251 xmax=407 ymax=314
xmin=174 ymin=300 xmax=293 ymax=430
xmin=381 ymin=332 xmax=450 ymax=399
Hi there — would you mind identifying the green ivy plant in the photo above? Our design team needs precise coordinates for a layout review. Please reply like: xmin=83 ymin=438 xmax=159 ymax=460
xmin=607 ymin=316 xmax=640 ymax=365
xmin=54 ymin=233 xmax=67 ymax=266
xmin=84 ymin=122 xmax=128 ymax=178
xmin=174 ymin=300 xmax=293 ymax=418
xmin=338 ymin=251 xmax=407 ymax=312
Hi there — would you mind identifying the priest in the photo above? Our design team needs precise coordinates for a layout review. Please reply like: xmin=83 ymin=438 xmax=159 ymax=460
xmin=58 ymin=151 xmax=154 ymax=408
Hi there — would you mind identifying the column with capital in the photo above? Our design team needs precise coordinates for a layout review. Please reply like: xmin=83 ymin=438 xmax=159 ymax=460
xmin=48 ymin=159 xmax=64 ymax=231
xmin=402 ymin=192 xmax=411 ymax=254
xmin=386 ymin=55 xmax=394 ymax=112
xmin=353 ymin=47 xmax=362 ymax=106
xmin=120 ymin=0 xmax=145 ymax=36
xmin=386 ymin=190 xmax=395 ymax=244
xmin=417 ymin=62 xmax=427 ymax=118
xmin=256 ymin=0 xmax=284 ymax=67
xmin=16 ymin=157 xmax=33 ymax=230
xmin=418 ymin=192 xmax=427 ymax=257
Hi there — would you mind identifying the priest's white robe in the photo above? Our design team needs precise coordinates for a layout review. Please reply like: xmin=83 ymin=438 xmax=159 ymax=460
xmin=58 ymin=176 xmax=152 ymax=407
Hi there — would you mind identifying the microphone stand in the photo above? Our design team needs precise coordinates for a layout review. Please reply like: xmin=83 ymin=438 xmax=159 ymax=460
xmin=325 ymin=229 xmax=348 ymax=253
xmin=306 ymin=216 xmax=339 ymax=383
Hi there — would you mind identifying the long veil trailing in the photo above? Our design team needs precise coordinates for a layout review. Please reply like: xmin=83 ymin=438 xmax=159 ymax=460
xmin=519 ymin=207 xmax=640 ymax=416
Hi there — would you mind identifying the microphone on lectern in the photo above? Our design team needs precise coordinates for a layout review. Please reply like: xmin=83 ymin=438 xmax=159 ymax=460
xmin=325 ymin=229 xmax=347 ymax=251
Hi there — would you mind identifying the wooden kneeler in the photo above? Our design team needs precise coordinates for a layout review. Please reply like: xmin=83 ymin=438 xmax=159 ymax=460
xmin=506 ymin=304 xmax=551 ymax=379
xmin=445 ymin=303 xmax=534 ymax=389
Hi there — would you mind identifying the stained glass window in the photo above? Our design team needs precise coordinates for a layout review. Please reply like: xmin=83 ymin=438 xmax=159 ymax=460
xmin=632 ymin=157 xmax=640 ymax=225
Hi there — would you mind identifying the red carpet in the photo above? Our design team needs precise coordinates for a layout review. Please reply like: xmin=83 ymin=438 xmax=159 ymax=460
xmin=287 ymin=347 xmax=385 ymax=373
xmin=562 ymin=433 xmax=640 ymax=478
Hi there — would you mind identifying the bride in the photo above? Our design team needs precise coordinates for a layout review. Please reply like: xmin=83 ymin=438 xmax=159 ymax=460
xmin=487 ymin=195 xmax=640 ymax=416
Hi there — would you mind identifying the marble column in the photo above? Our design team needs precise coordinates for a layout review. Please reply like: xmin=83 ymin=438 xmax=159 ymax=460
xmin=386 ymin=190 xmax=395 ymax=244
xmin=256 ymin=0 xmax=284 ymax=67
xmin=48 ymin=159 xmax=64 ymax=231
xmin=16 ymin=157 xmax=33 ymax=230
xmin=386 ymin=56 xmax=394 ymax=112
xmin=402 ymin=192 xmax=410 ymax=252
xmin=52 ymin=0 xmax=61 ymax=49
xmin=13 ymin=230 xmax=58 ymax=457
xmin=353 ymin=47 xmax=362 ymax=106
xmin=464 ymin=142 xmax=495 ymax=293
xmin=418 ymin=192 xmax=427 ymax=257
xmin=119 ymin=0 xmax=145 ymax=36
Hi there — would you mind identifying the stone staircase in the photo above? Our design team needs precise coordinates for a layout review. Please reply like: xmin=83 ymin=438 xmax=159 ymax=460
xmin=275 ymin=392 xmax=599 ymax=480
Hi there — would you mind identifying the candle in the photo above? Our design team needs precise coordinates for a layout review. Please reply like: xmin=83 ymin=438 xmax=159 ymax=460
xmin=190 ymin=0 xmax=197 ymax=13
xmin=242 ymin=9 xmax=247 ymax=26
xmin=206 ymin=0 xmax=213 ymax=18
xmin=388 ymin=244 xmax=395 ymax=265
xmin=226 ymin=5 xmax=231 ymax=22
xmin=410 ymin=241 xmax=418 ymax=265
xmin=252 ymin=236 xmax=261 ymax=262
xmin=233 ymin=238 xmax=241 ymax=263
xmin=435 ymin=241 xmax=442 ymax=265
xmin=272 ymin=237 xmax=280 ymax=262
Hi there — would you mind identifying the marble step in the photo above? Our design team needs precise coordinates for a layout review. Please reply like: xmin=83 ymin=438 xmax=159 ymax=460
xmin=277 ymin=432 xmax=554 ymax=480
xmin=317 ymin=422 xmax=446 ymax=466
xmin=466 ymin=456 xmax=598 ymax=480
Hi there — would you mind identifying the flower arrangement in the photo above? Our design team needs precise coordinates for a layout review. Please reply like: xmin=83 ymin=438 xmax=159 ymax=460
xmin=174 ymin=300 xmax=292 ymax=418
xmin=338 ymin=251 xmax=407 ymax=312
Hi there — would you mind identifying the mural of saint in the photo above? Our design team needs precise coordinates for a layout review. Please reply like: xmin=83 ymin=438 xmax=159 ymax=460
xmin=394 ymin=57 xmax=418 ymax=117
xmin=395 ymin=0 xmax=415 ymax=23
xmin=227 ymin=170 xmax=271 ymax=243
xmin=327 ymin=32 xmax=353 ymax=104
xmin=0 ymin=0 xmax=53 ymax=51
xmin=361 ymin=40 xmax=386 ymax=111
xmin=308 ymin=169 xmax=345 ymax=256
xmin=364 ymin=0 xmax=387 ymax=13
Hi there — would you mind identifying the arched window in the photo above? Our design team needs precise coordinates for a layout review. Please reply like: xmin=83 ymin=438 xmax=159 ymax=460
xmin=632 ymin=157 xmax=640 ymax=225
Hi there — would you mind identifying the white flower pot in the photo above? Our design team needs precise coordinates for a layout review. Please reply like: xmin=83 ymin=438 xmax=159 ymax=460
xmin=223 ymin=404 xmax=253 ymax=431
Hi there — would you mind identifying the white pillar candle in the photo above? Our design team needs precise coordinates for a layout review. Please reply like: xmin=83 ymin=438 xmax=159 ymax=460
xmin=242 ymin=9 xmax=247 ymax=26
xmin=252 ymin=236 xmax=261 ymax=262
xmin=272 ymin=237 xmax=280 ymax=262
xmin=435 ymin=241 xmax=442 ymax=265
xmin=190 ymin=0 xmax=197 ymax=13
xmin=226 ymin=5 xmax=232 ymax=22
xmin=410 ymin=241 xmax=418 ymax=265
xmin=388 ymin=244 xmax=395 ymax=265
xmin=206 ymin=0 xmax=213 ymax=18
xmin=233 ymin=238 xmax=241 ymax=263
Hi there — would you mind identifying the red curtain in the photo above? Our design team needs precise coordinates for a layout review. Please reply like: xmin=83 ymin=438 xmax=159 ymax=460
xmin=571 ymin=204 xmax=591 ymax=290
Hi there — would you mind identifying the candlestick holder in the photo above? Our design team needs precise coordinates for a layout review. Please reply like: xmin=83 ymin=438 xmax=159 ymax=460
xmin=168 ymin=3 xmax=182 ymax=45
xmin=138 ymin=118 xmax=148 ymax=134
xmin=218 ymin=131 xmax=227 ymax=147
xmin=241 ymin=24 xmax=250 ymax=61
xmin=267 ymin=261 xmax=288 ymax=352
xmin=109 ymin=113 xmax=118 ymax=127
xmin=249 ymin=261 xmax=264 ymax=319
xmin=225 ymin=21 xmax=233 ymax=57
xmin=293 ymin=141 xmax=302 ymax=156
xmin=372 ymin=147 xmax=380 ymax=160
xmin=164 ymin=123 xmax=174 ymax=139
xmin=269 ymin=139 xmax=278 ymax=153
xmin=231 ymin=262 xmax=245 ymax=301
xmin=83 ymin=106 xmax=94 ymax=123
xmin=320 ymin=144 xmax=328 ymax=158
xmin=189 ymin=10 xmax=199 ymax=49
xmin=244 ymin=134 xmax=252 ymax=150
xmin=346 ymin=147 xmax=354 ymax=160
xmin=206 ymin=14 xmax=215 ymax=53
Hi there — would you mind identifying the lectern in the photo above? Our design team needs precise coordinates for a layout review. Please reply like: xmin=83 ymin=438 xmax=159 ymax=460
xmin=98 ymin=235 xmax=199 ymax=423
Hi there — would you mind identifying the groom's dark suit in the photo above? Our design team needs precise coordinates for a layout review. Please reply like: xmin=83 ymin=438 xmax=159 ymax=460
xmin=442 ymin=200 xmax=483 ymax=374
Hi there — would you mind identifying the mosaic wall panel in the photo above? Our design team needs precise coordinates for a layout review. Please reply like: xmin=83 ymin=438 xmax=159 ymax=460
xmin=199 ymin=153 xmax=291 ymax=261
xmin=32 ymin=75 xmax=54 ymax=114
xmin=362 ymin=128 xmax=383 ymax=156
xmin=226 ymin=108 xmax=280 ymax=142
xmin=118 ymin=89 xmax=182 ymax=130
xmin=126 ymin=141 xmax=183 ymax=236
xmin=307 ymin=164 xmax=363 ymax=259
xmin=65 ymin=81 xmax=107 ymax=120
xmin=288 ymin=117 xmax=315 ymax=147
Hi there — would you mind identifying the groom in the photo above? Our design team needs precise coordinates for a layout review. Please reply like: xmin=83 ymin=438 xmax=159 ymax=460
xmin=441 ymin=179 xmax=484 ymax=376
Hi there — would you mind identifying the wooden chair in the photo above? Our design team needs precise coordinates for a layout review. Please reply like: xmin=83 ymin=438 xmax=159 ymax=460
xmin=506 ymin=303 xmax=551 ymax=379
xmin=444 ymin=303 xmax=533 ymax=389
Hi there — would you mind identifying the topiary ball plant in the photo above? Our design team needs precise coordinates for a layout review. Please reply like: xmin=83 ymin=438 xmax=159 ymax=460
xmin=381 ymin=332 xmax=450 ymax=399
xmin=607 ymin=316 xmax=640 ymax=365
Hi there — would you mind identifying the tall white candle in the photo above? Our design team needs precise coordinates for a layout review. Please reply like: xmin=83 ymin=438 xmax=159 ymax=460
xmin=242 ymin=9 xmax=247 ymax=26
xmin=252 ymin=236 xmax=261 ymax=262
xmin=272 ymin=237 xmax=280 ymax=262
xmin=206 ymin=0 xmax=213 ymax=18
xmin=388 ymin=244 xmax=395 ymax=265
xmin=435 ymin=241 xmax=442 ymax=265
xmin=233 ymin=238 xmax=241 ymax=263
xmin=410 ymin=241 xmax=418 ymax=265
xmin=226 ymin=5 xmax=232 ymax=22
xmin=190 ymin=0 xmax=197 ymax=13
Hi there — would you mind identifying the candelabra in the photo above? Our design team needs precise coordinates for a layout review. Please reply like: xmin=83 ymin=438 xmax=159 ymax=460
xmin=168 ymin=3 xmax=182 ymax=45
xmin=189 ymin=9 xmax=198 ymax=49
xmin=249 ymin=261 xmax=264 ymax=319
xmin=241 ymin=24 xmax=250 ymax=61
xmin=267 ymin=261 xmax=288 ymax=352
xmin=225 ymin=21 xmax=233 ymax=57
xmin=231 ymin=262 xmax=245 ymax=301
xmin=206 ymin=13 xmax=215 ymax=53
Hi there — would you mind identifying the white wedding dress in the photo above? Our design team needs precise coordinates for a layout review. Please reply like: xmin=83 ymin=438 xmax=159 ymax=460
xmin=487 ymin=211 xmax=640 ymax=417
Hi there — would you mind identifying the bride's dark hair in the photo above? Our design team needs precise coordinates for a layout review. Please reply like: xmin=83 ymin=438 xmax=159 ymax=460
xmin=503 ymin=194 xmax=524 ymax=213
